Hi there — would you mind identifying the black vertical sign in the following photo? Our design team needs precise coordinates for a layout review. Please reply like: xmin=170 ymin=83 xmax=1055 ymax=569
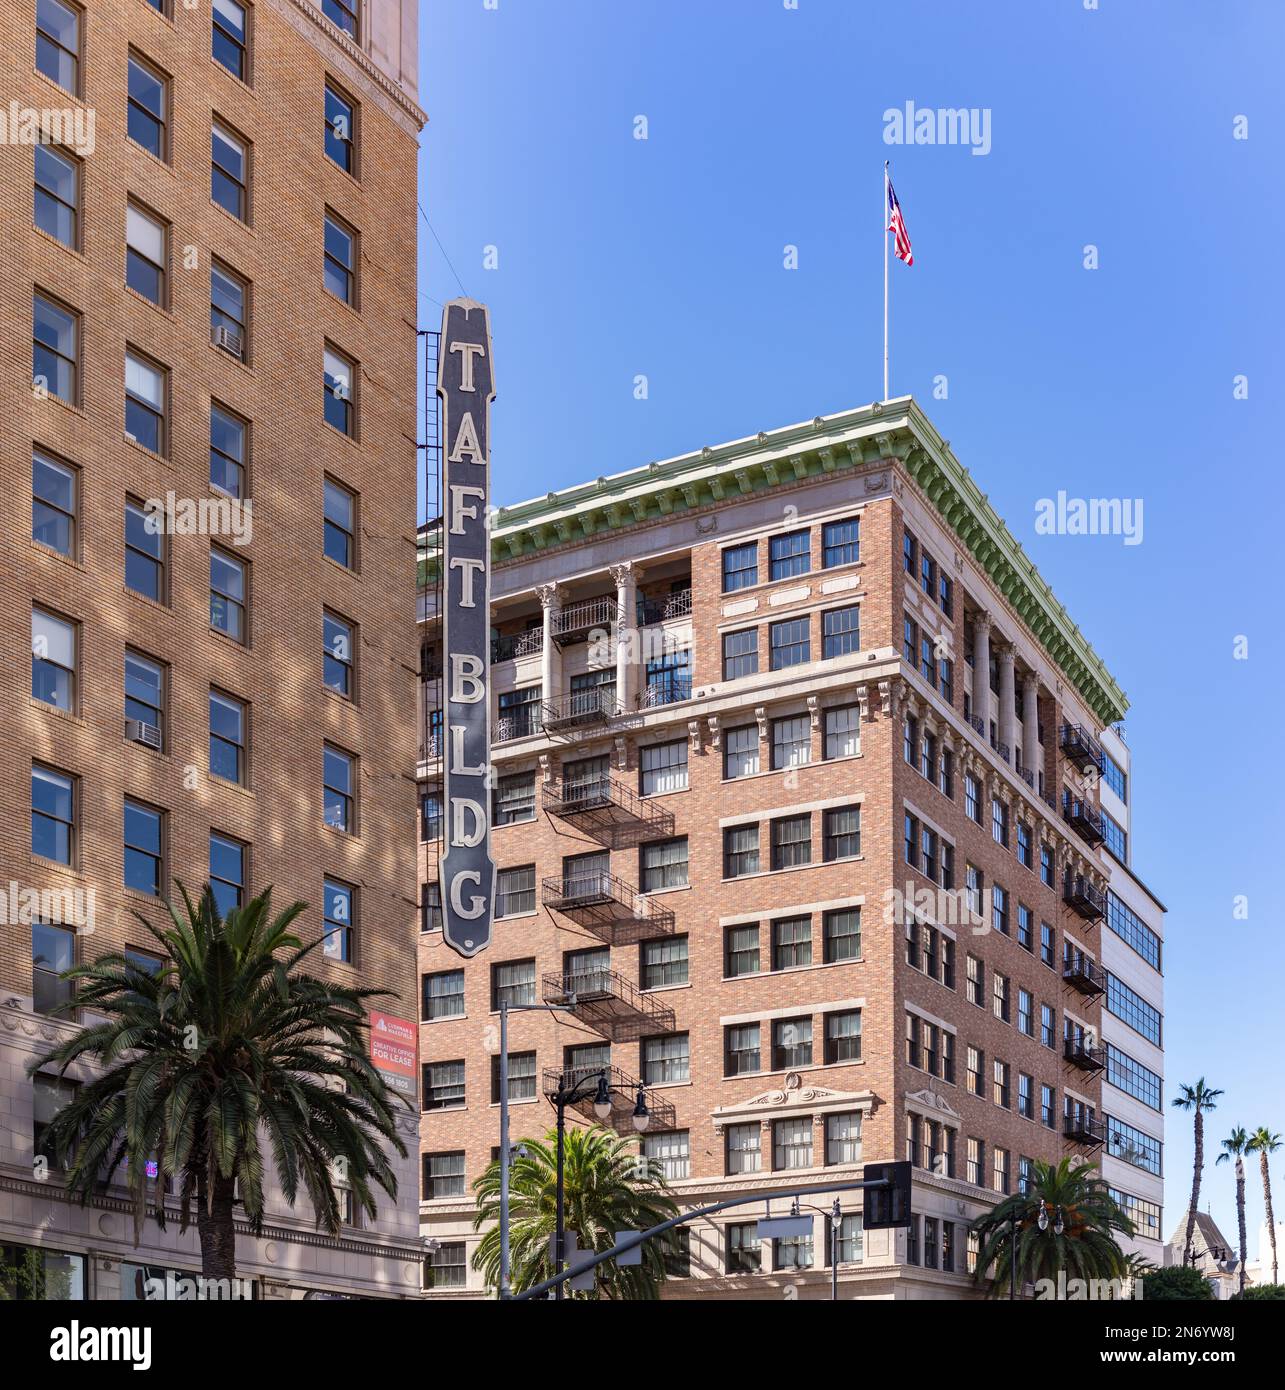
xmin=437 ymin=299 xmax=496 ymax=957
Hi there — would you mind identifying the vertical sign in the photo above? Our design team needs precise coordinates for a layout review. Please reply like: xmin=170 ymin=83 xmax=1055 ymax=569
xmin=437 ymin=298 xmax=496 ymax=957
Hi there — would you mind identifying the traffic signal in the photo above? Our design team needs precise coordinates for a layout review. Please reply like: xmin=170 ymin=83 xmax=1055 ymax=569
xmin=862 ymin=1160 xmax=912 ymax=1229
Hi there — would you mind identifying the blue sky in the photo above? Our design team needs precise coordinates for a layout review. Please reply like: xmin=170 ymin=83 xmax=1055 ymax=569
xmin=418 ymin=0 xmax=1285 ymax=1250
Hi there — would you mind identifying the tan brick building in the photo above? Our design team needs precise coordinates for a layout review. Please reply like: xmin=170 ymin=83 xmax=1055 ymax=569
xmin=417 ymin=397 xmax=1157 ymax=1299
xmin=2 ymin=0 xmax=425 ymax=1299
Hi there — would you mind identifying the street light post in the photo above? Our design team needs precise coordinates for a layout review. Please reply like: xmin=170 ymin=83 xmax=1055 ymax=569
xmin=789 ymin=1196 xmax=844 ymax=1300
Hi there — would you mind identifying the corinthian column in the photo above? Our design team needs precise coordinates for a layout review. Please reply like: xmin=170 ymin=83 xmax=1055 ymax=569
xmin=609 ymin=562 xmax=637 ymax=712
xmin=972 ymin=612 xmax=992 ymax=734
xmin=1021 ymin=673 xmax=1041 ymax=779
xmin=997 ymin=645 xmax=1016 ymax=764
xmin=537 ymin=583 xmax=560 ymax=719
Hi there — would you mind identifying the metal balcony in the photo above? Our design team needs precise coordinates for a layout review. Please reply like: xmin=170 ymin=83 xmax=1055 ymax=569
xmin=542 ymin=776 xmax=675 ymax=843
xmin=1062 ymin=954 xmax=1107 ymax=998
xmin=541 ymin=1064 xmax=676 ymax=1135
xmin=1063 ymin=797 xmax=1106 ymax=847
xmin=1064 ymin=1111 xmax=1107 ymax=1148
xmin=541 ymin=689 xmax=625 ymax=739
xmin=639 ymin=679 xmax=693 ymax=710
xmin=638 ymin=588 xmax=693 ymax=625
xmin=495 ymin=710 xmax=543 ymax=743
xmin=541 ymin=871 xmax=676 ymax=946
xmin=1064 ymin=875 xmax=1106 ymax=923
xmin=551 ymin=596 xmax=618 ymax=647
xmin=1060 ymin=723 xmax=1105 ymax=775
xmin=1063 ymin=1036 xmax=1106 ymax=1073
xmin=541 ymin=968 xmax=676 ymax=1043
xmin=491 ymin=628 xmax=543 ymax=663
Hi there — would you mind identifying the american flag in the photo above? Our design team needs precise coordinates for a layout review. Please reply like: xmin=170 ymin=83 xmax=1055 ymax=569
xmin=887 ymin=176 xmax=913 ymax=266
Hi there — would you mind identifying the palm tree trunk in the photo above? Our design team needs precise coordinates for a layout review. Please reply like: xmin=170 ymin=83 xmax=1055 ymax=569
xmin=1183 ymin=1111 xmax=1203 ymax=1266
xmin=196 ymin=1173 xmax=239 ymax=1284
xmin=1263 ymin=1152 xmax=1278 ymax=1285
xmin=1235 ymin=1157 xmax=1247 ymax=1296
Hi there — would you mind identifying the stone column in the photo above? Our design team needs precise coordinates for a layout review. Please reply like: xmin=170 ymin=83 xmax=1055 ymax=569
xmin=537 ymin=583 xmax=560 ymax=720
xmin=1021 ymin=673 xmax=1041 ymax=779
xmin=972 ymin=611 xmax=992 ymax=734
xmin=997 ymin=645 xmax=1016 ymax=763
xmin=610 ymin=561 xmax=637 ymax=712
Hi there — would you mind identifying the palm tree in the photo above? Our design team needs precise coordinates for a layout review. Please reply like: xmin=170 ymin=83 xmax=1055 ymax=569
xmin=1247 ymin=1128 xmax=1282 ymax=1284
xmin=29 ymin=884 xmax=407 ymax=1282
xmin=970 ymin=1158 xmax=1134 ymax=1297
xmin=1216 ymin=1127 xmax=1251 ymax=1294
xmin=472 ymin=1125 xmax=679 ymax=1297
xmin=1173 ymin=1079 xmax=1223 ymax=1267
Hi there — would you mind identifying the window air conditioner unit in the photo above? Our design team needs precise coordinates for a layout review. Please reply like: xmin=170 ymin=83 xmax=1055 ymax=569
xmin=125 ymin=718 xmax=163 ymax=750
xmin=212 ymin=324 xmax=243 ymax=359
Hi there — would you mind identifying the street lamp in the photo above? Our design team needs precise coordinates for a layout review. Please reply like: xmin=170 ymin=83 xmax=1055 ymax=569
xmin=789 ymin=1196 xmax=845 ymax=1300
xmin=1037 ymin=1200 xmax=1065 ymax=1235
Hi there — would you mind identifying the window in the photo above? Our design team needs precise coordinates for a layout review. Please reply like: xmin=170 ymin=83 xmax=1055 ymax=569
xmin=923 ymin=1216 xmax=939 ymax=1269
xmin=315 ymin=878 xmax=355 ymax=962
xmin=127 ymin=54 xmax=167 ymax=158
xmin=993 ymin=1148 xmax=1010 ymax=1195
xmin=823 ymin=907 xmax=860 ymax=963
xmin=1018 ymin=1073 xmax=1034 ymax=1120
xmin=498 ymin=684 xmax=542 ymax=740
xmin=903 ymin=614 xmax=918 ymax=665
xmin=824 ymin=704 xmax=860 ymax=759
xmin=1102 ymin=809 xmax=1127 ymax=861
xmin=33 ymin=920 xmax=75 ymax=1016
xmin=1106 ymin=974 xmax=1162 ymax=1045
xmin=724 ymin=724 xmax=759 ymax=779
xmin=1018 ymin=988 xmax=1034 ymax=1037
xmin=662 ymin=1226 xmax=691 ymax=1279
xmin=773 ymin=1117 xmax=813 ymax=1170
xmin=772 ymin=1017 xmax=812 ymax=1070
xmin=423 ymin=1153 xmax=465 ymax=1201
xmin=211 ymin=261 xmax=248 ymax=360
xmin=33 ymin=765 xmax=74 ymax=864
xmin=212 ymin=121 xmax=248 ymax=220
xmin=421 ymin=882 xmax=442 ymax=933
xmin=1040 ymin=843 xmax=1054 ymax=887
xmin=966 ymin=1137 xmax=985 ymax=1187
xmin=1041 ymin=1084 xmax=1056 ymax=1128
xmin=964 ymin=773 xmax=980 ymax=823
xmin=769 ymin=617 xmax=810 ymax=670
xmin=1106 ymin=1116 xmax=1162 ymax=1176
xmin=771 ymin=715 xmax=810 ymax=769
xmin=991 ymin=797 xmax=1008 ymax=847
xmin=1016 ymin=822 xmax=1032 ymax=869
xmin=822 ymin=516 xmax=859 ymax=567
xmin=939 ymin=574 xmax=953 ymax=617
xmin=938 ymin=655 xmax=954 ymax=704
xmin=640 ymin=740 xmax=687 ymax=795
xmin=1109 ymin=1189 xmax=1160 ymax=1242
xmin=822 ymin=605 xmax=861 ymax=659
xmin=322 ymin=479 xmax=357 ymax=569
xmin=420 ymin=969 xmax=465 ymax=1021
xmin=1017 ymin=903 xmax=1034 ymax=952
xmin=721 ymin=628 xmax=758 ymax=680
xmin=423 ymin=1061 xmax=465 ymax=1111
xmin=769 ymin=530 xmax=810 ymax=580
xmin=207 ymin=689 xmax=247 ymax=784
xmin=322 ymin=0 xmax=359 ymax=38
xmin=32 ymin=608 xmax=75 ymax=711
xmin=906 ymin=1015 xmax=953 ymax=1082
xmin=725 ymin=1124 xmax=761 ymax=1174
xmin=324 ymin=347 xmax=355 ymax=435
xmin=35 ymin=144 xmax=78 ymax=248
xmin=1106 ymin=892 xmax=1162 ymax=970
xmin=1102 ymin=752 xmax=1128 ymax=802
xmin=496 ymin=865 xmax=536 ymax=917
xmin=33 ymin=1072 xmax=79 ymax=1169
xmin=993 ymin=1060 xmax=1011 ymax=1110
xmin=34 ymin=292 xmax=78 ymax=402
xmin=725 ymin=925 xmax=759 ymax=978
xmin=1040 ymin=921 xmax=1056 ymax=968
xmin=642 ymin=1033 xmax=689 ymax=1085
xmin=770 ymin=814 xmax=810 ymax=870
xmin=920 ymin=633 xmax=935 ymax=683
xmin=323 ymin=744 xmax=355 ymax=832
xmin=825 ymin=1010 xmax=861 ymax=1063
xmin=325 ymin=83 xmax=356 ymax=173
xmin=726 ymin=1223 xmax=761 ymax=1273
xmin=33 ymin=450 xmax=76 ymax=556
xmin=992 ymin=883 xmax=1009 ymax=937
xmin=213 ymin=0 xmax=248 ymax=80
xmin=1041 ymin=1003 xmax=1056 ymax=1049
xmin=822 ymin=805 xmax=860 ymax=862
xmin=493 ymin=771 xmax=535 ymax=825
xmin=123 ymin=650 xmax=163 ymax=743
xmin=319 ymin=611 xmax=356 ymax=698
xmin=649 ymin=648 xmax=692 ymax=705
xmin=206 ymin=405 xmax=248 ymax=501
xmin=641 ymin=935 xmax=687 ymax=989
xmin=324 ymin=210 xmax=357 ymax=304
xmin=771 ymin=916 xmax=811 ymax=970
xmin=37 ymin=0 xmax=81 ymax=92
xmin=966 ymin=953 xmax=984 ymax=1007
xmin=1106 ymin=1043 xmax=1163 ymax=1110
xmin=826 ymin=1111 xmax=862 ymax=1166
xmin=640 ymin=837 xmax=687 ymax=891
xmin=209 ymin=832 xmax=245 ymax=916
xmin=210 ymin=546 xmax=246 ymax=641
xmin=491 ymin=959 xmax=535 ymax=1011
xmin=125 ymin=351 xmax=166 ymax=453
xmin=992 ymin=971 xmax=1010 ymax=1023
xmin=642 ymin=1131 xmax=690 ymax=1181
xmin=966 ymin=1046 xmax=984 ymax=1096
xmin=724 ymin=1023 xmax=760 ymax=1076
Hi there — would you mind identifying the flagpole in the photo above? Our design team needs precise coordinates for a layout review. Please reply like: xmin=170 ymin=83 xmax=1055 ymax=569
xmin=883 ymin=160 xmax=890 ymax=402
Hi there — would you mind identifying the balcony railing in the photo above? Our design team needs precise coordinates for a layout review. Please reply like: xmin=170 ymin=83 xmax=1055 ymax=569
xmin=1064 ymin=1111 xmax=1107 ymax=1147
xmin=491 ymin=628 xmax=543 ymax=663
xmin=542 ymin=776 xmax=675 ymax=841
xmin=541 ymin=968 xmax=676 ymax=1043
xmin=541 ymin=871 xmax=676 ymax=945
xmin=1063 ymin=1036 xmax=1106 ymax=1073
xmin=638 ymin=588 xmax=693 ymax=626
xmin=552 ymin=596 xmax=618 ymax=647
xmin=495 ymin=708 xmax=543 ymax=743
xmin=541 ymin=688 xmax=625 ymax=738
xmin=1063 ymin=875 xmax=1107 ymax=922
xmin=1063 ymin=797 xmax=1105 ymax=847
xmin=1062 ymin=954 xmax=1107 ymax=998
xmin=1060 ymin=723 xmax=1105 ymax=775
xmin=540 ymin=1064 xmax=676 ymax=1135
xmin=639 ymin=678 xmax=692 ymax=710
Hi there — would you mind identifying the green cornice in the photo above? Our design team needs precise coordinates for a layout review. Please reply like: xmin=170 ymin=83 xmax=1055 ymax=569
xmin=417 ymin=398 xmax=1128 ymax=726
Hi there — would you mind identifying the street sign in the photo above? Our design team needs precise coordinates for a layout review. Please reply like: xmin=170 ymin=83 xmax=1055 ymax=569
xmin=436 ymin=298 xmax=497 ymax=958
xmin=862 ymin=1160 xmax=913 ymax=1229
xmin=614 ymin=1233 xmax=642 ymax=1267
xmin=755 ymin=1214 xmax=814 ymax=1241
